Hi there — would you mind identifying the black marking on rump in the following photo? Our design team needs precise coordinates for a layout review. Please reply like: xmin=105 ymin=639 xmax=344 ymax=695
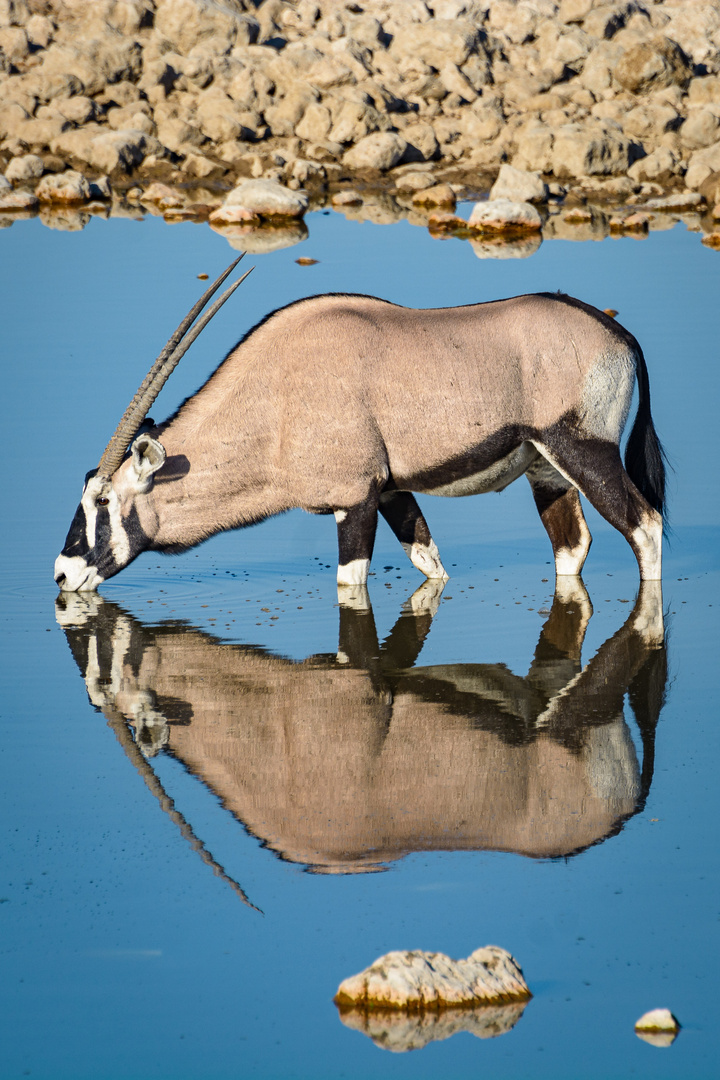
xmin=539 ymin=421 xmax=649 ymax=535
xmin=538 ymin=294 xmax=666 ymax=522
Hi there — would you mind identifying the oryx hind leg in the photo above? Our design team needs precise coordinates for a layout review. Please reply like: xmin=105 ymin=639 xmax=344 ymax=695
xmin=379 ymin=490 xmax=449 ymax=580
xmin=526 ymin=458 xmax=592 ymax=578
xmin=334 ymin=497 xmax=379 ymax=586
xmin=532 ymin=437 xmax=662 ymax=581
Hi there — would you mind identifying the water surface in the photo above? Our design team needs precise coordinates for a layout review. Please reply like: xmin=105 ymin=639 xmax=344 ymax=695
xmin=1 ymin=209 xmax=718 ymax=1078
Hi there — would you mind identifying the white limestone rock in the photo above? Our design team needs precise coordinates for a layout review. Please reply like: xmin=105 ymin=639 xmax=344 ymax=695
xmin=628 ymin=147 xmax=682 ymax=184
xmin=490 ymin=164 xmax=548 ymax=204
xmin=389 ymin=20 xmax=480 ymax=70
xmin=36 ymin=170 xmax=91 ymax=203
xmin=5 ymin=153 xmax=44 ymax=182
xmin=642 ymin=191 xmax=706 ymax=211
xmin=343 ymin=131 xmax=407 ymax=171
xmin=468 ymin=198 xmax=542 ymax=233
xmin=334 ymin=946 xmax=530 ymax=1010
xmin=685 ymin=140 xmax=720 ymax=190
xmin=634 ymin=1007 xmax=680 ymax=1048
xmin=0 ymin=189 xmax=39 ymax=211
xmin=224 ymin=179 xmax=308 ymax=219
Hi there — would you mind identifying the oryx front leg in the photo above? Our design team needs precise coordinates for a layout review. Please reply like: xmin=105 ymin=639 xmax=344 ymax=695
xmin=379 ymin=490 xmax=448 ymax=580
xmin=335 ymin=499 xmax=378 ymax=586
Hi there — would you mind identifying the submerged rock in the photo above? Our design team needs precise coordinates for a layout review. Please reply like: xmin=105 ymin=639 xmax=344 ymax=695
xmin=334 ymin=946 xmax=530 ymax=1010
xmin=411 ymin=183 xmax=456 ymax=208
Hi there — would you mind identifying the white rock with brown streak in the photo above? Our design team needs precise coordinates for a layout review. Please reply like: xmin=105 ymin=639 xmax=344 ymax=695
xmin=223 ymin=178 xmax=308 ymax=219
xmin=468 ymin=198 xmax=542 ymax=233
xmin=334 ymin=946 xmax=530 ymax=1010
xmin=635 ymin=1007 xmax=680 ymax=1048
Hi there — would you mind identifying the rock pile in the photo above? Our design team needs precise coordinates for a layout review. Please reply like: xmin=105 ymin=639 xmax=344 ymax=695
xmin=1 ymin=0 xmax=719 ymax=231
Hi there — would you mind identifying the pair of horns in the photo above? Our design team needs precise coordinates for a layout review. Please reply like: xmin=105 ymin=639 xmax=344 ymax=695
xmin=97 ymin=256 xmax=253 ymax=479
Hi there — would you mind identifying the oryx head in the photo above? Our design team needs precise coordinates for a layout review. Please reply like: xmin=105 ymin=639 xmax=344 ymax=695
xmin=54 ymin=258 xmax=252 ymax=592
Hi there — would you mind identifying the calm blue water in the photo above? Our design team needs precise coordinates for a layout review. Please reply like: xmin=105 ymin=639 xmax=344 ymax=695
xmin=1 ymin=208 xmax=718 ymax=1078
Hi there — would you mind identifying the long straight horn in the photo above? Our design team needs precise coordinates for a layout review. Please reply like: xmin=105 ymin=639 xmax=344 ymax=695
xmin=97 ymin=257 xmax=249 ymax=479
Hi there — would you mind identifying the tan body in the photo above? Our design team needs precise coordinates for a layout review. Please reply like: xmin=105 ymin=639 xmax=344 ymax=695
xmin=56 ymin=281 xmax=666 ymax=592
xmin=151 ymin=294 xmax=631 ymax=532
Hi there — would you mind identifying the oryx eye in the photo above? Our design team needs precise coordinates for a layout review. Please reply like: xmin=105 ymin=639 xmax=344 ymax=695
xmin=96 ymin=497 xmax=110 ymax=507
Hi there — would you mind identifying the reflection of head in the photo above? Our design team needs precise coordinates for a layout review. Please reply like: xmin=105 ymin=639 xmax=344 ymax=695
xmin=57 ymin=582 xmax=666 ymax=881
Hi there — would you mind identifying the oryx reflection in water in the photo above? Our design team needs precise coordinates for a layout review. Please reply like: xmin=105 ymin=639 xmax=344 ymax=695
xmin=57 ymin=580 xmax=667 ymax=902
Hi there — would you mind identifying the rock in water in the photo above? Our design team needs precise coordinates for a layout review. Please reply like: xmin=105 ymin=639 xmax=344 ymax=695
xmin=334 ymin=946 xmax=530 ymax=1009
xmin=223 ymin=180 xmax=308 ymax=219
xmin=634 ymin=1007 xmax=680 ymax=1048
xmin=468 ymin=198 xmax=542 ymax=233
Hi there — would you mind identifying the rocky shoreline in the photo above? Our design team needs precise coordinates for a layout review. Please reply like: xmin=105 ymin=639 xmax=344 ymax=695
xmin=1 ymin=0 xmax=719 ymax=250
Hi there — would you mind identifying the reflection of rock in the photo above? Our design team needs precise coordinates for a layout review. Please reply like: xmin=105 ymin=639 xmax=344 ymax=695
xmin=335 ymin=946 xmax=530 ymax=1009
xmin=38 ymin=207 xmax=90 ymax=231
xmin=57 ymin=583 xmax=667 ymax=890
xmin=336 ymin=191 xmax=404 ymax=225
xmin=211 ymin=220 xmax=308 ymax=253
xmin=543 ymin=208 xmax=609 ymax=242
xmin=469 ymin=234 xmax=542 ymax=259
xmin=339 ymin=1000 xmax=528 ymax=1052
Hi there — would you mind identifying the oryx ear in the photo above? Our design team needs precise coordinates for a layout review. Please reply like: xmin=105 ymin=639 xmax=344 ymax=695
xmin=130 ymin=434 xmax=166 ymax=491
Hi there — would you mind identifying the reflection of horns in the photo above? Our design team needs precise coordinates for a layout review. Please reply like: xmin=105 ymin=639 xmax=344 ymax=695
xmin=105 ymin=706 xmax=261 ymax=913
xmin=97 ymin=257 xmax=253 ymax=479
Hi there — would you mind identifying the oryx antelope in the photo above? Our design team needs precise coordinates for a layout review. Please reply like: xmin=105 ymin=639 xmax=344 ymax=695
xmin=54 ymin=258 xmax=666 ymax=593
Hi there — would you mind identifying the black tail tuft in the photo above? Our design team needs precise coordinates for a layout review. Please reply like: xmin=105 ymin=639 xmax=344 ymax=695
xmin=624 ymin=345 xmax=668 ymax=527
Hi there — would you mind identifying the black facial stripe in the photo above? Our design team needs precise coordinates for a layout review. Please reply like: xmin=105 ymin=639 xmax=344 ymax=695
xmin=62 ymin=503 xmax=89 ymax=557
xmin=92 ymin=503 xmax=151 ymax=581
xmin=93 ymin=506 xmax=119 ymax=577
